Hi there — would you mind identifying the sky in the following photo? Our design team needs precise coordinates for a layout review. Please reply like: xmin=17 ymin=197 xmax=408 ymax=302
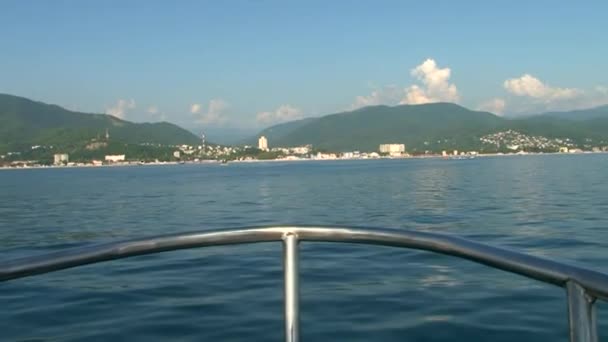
xmin=1 ymin=0 xmax=607 ymax=140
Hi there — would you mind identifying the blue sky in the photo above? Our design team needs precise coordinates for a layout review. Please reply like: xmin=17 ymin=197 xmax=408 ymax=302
xmin=1 ymin=0 xmax=607 ymax=138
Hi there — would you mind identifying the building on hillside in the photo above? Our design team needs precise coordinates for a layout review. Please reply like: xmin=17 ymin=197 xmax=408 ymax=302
xmin=105 ymin=154 xmax=126 ymax=163
xmin=379 ymin=144 xmax=405 ymax=156
xmin=173 ymin=151 xmax=181 ymax=158
xmin=53 ymin=154 xmax=69 ymax=165
xmin=559 ymin=147 xmax=569 ymax=153
xmin=258 ymin=136 xmax=268 ymax=151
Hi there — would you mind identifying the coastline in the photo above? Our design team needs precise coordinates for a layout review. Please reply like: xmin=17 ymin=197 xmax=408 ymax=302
xmin=1 ymin=151 xmax=606 ymax=171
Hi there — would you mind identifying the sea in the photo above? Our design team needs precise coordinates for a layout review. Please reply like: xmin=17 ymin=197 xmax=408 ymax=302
xmin=1 ymin=154 xmax=607 ymax=341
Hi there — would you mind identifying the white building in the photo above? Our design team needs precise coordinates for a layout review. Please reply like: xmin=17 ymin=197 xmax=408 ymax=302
xmin=379 ymin=144 xmax=405 ymax=156
xmin=258 ymin=136 xmax=268 ymax=151
xmin=173 ymin=151 xmax=181 ymax=158
xmin=105 ymin=154 xmax=125 ymax=163
xmin=314 ymin=152 xmax=337 ymax=160
xmin=53 ymin=153 xmax=69 ymax=165
xmin=271 ymin=147 xmax=290 ymax=154
xmin=291 ymin=145 xmax=310 ymax=155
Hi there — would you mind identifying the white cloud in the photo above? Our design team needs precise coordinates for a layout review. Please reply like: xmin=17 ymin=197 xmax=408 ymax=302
xmin=193 ymin=99 xmax=230 ymax=125
xmin=257 ymin=105 xmax=303 ymax=125
xmin=351 ymin=86 xmax=403 ymax=109
xmin=106 ymin=99 xmax=135 ymax=119
xmin=503 ymin=74 xmax=580 ymax=101
xmin=477 ymin=98 xmax=506 ymax=115
xmin=590 ymin=86 xmax=608 ymax=107
xmin=502 ymin=74 xmax=608 ymax=113
xmin=349 ymin=63 xmax=607 ymax=115
xmin=403 ymin=58 xmax=459 ymax=104
xmin=596 ymin=86 xmax=608 ymax=94
xmin=147 ymin=106 xmax=159 ymax=114
xmin=190 ymin=103 xmax=202 ymax=114
xmin=145 ymin=105 xmax=168 ymax=121
xmin=351 ymin=58 xmax=459 ymax=109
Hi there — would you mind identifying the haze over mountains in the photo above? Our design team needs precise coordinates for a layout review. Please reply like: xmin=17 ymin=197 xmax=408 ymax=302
xmin=538 ymin=105 xmax=608 ymax=121
xmin=2 ymin=93 xmax=608 ymax=154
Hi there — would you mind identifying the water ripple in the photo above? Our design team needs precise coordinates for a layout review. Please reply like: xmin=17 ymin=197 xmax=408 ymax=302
xmin=1 ymin=155 xmax=607 ymax=341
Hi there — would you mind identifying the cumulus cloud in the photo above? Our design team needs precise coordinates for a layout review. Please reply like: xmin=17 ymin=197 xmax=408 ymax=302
xmin=147 ymin=106 xmax=159 ymax=114
xmin=403 ymin=59 xmax=459 ymax=104
xmin=502 ymin=74 xmax=608 ymax=113
xmin=477 ymin=98 xmax=506 ymax=115
xmin=257 ymin=105 xmax=303 ymax=125
xmin=351 ymin=58 xmax=459 ymax=110
xmin=503 ymin=74 xmax=580 ymax=101
xmin=106 ymin=99 xmax=136 ymax=119
xmin=193 ymin=99 xmax=229 ymax=125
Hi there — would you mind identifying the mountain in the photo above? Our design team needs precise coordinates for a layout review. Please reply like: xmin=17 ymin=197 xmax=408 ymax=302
xmin=256 ymin=103 xmax=503 ymax=151
xmin=0 ymin=94 xmax=200 ymax=152
xmin=254 ymin=103 xmax=608 ymax=152
xmin=539 ymin=105 xmax=608 ymax=121
xmin=243 ymin=117 xmax=318 ymax=146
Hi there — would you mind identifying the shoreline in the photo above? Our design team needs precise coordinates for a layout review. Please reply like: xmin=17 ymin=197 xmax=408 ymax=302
xmin=1 ymin=151 xmax=606 ymax=171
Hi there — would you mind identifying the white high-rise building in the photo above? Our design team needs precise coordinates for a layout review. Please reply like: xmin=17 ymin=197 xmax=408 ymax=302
xmin=379 ymin=144 xmax=405 ymax=155
xmin=258 ymin=136 xmax=268 ymax=151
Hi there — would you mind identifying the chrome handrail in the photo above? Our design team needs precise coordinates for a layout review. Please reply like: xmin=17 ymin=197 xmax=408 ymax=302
xmin=0 ymin=226 xmax=605 ymax=342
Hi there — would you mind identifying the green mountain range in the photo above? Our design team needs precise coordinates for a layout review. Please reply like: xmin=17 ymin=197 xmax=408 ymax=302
xmin=539 ymin=105 xmax=608 ymax=121
xmin=253 ymin=103 xmax=608 ymax=152
xmin=4 ymin=93 xmax=608 ymax=155
xmin=0 ymin=93 xmax=200 ymax=153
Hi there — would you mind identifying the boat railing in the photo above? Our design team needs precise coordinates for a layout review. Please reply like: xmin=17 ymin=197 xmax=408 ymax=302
xmin=1 ymin=226 xmax=607 ymax=342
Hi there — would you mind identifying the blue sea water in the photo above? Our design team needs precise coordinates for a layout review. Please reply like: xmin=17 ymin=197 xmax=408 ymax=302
xmin=1 ymin=154 xmax=608 ymax=341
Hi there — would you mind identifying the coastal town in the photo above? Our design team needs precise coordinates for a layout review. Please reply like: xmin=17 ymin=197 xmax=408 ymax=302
xmin=1 ymin=130 xmax=607 ymax=169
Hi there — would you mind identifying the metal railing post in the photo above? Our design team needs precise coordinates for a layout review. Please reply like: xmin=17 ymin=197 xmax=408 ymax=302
xmin=4 ymin=226 xmax=608 ymax=342
xmin=283 ymin=232 xmax=300 ymax=342
xmin=567 ymin=280 xmax=598 ymax=342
